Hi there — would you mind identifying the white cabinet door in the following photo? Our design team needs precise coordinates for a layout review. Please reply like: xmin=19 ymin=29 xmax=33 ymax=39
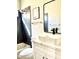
xmin=33 ymin=42 xmax=55 ymax=59
xmin=34 ymin=47 xmax=45 ymax=59
xmin=35 ymin=51 xmax=45 ymax=59
xmin=34 ymin=44 xmax=46 ymax=59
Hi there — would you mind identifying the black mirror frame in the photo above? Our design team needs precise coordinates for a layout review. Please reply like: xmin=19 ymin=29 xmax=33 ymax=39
xmin=43 ymin=0 xmax=55 ymax=32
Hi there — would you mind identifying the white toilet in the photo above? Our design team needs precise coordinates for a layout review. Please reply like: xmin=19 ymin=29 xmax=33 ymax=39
xmin=18 ymin=48 xmax=33 ymax=59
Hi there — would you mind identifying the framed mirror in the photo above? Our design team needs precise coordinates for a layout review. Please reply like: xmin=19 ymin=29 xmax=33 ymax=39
xmin=43 ymin=0 xmax=61 ymax=34
xmin=33 ymin=7 xmax=40 ymax=20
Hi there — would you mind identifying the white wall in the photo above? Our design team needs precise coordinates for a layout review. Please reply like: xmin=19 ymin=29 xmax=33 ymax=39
xmin=17 ymin=0 xmax=21 ymax=10
xmin=20 ymin=0 xmax=61 ymax=36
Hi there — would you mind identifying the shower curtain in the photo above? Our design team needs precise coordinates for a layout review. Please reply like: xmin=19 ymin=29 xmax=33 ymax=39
xmin=17 ymin=10 xmax=31 ymax=46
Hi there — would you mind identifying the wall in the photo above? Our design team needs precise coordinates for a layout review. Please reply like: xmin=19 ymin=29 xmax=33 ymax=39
xmin=17 ymin=0 xmax=21 ymax=10
xmin=20 ymin=0 xmax=60 ymax=36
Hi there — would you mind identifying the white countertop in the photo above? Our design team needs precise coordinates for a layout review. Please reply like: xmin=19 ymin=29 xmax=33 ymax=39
xmin=31 ymin=33 xmax=61 ymax=49
xmin=39 ymin=33 xmax=61 ymax=39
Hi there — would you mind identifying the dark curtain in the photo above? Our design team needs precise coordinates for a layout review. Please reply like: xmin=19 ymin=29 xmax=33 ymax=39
xmin=17 ymin=10 xmax=23 ymax=43
xmin=17 ymin=10 xmax=31 ymax=47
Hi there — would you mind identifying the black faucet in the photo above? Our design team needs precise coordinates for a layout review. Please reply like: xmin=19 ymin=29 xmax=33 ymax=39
xmin=51 ymin=28 xmax=55 ymax=34
xmin=56 ymin=27 xmax=58 ymax=33
xmin=51 ymin=28 xmax=58 ymax=34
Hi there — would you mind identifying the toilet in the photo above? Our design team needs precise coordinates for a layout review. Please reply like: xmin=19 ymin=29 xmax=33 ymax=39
xmin=18 ymin=48 xmax=33 ymax=59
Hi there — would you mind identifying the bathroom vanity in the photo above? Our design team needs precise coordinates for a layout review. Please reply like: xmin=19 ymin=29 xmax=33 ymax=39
xmin=32 ymin=33 xmax=61 ymax=59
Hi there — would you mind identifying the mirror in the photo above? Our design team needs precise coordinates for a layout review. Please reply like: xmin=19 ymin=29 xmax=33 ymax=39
xmin=43 ymin=0 xmax=61 ymax=34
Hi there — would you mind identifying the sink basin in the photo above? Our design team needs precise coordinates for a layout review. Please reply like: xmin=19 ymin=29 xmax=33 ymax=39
xmin=39 ymin=33 xmax=61 ymax=46
xmin=39 ymin=35 xmax=54 ymax=43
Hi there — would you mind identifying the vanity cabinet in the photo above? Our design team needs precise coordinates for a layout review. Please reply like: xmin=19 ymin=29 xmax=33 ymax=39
xmin=32 ymin=42 xmax=55 ymax=59
xmin=32 ymin=34 xmax=61 ymax=59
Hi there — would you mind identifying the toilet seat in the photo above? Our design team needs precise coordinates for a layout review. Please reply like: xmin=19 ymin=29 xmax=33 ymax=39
xmin=19 ymin=48 xmax=33 ymax=56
